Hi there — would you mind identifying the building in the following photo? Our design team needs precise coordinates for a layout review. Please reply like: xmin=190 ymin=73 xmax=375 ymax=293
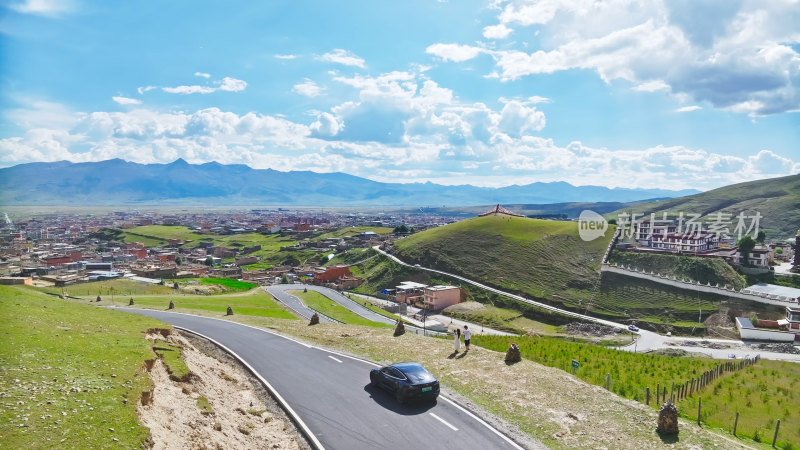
xmin=313 ymin=265 xmax=351 ymax=282
xmin=421 ymin=285 xmax=462 ymax=310
xmin=736 ymin=247 xmax=771 ymax=267
xmin=634 ymin=220 xmax=718 ymax=252
xmin=794 ymin=230 xmax=800 ymax=268
xmin=392 ymin=281 xmax=427 ymax=304
xmin=781 ymin=306 xmax=800 ymax=333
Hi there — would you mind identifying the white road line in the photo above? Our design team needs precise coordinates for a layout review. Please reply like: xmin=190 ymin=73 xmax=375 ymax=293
xmin=328 ymin=355 xmax=343 ymax=363
xmin=440 ymin=397 xmax=524 ymax=450
xmin=429 ymin=413 xmax=459 ymax=431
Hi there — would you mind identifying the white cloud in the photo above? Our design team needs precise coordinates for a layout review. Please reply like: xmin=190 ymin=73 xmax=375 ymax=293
xmin=310 ymin=112 xmax=341 ymax=137
xmin=274 ymin=54 xmax=297 ymax=60
xmin=318 ymin=49 xmax=366 ymax=68
xmin=162 ymin=85 xmax=216 ymax=95
xmin=137 ymin=86 xmax=156 ymax=95
xmin=440 ymin=0 xmax=800 ymax=115
xmin=112 ymin=96 xmax=142 ymax=105
xmin=675 ymin=105 xmax=701 ymax=113
xmin=218 ymin=77 xmax=247 ymax=92
xmin=194 ymin=72 xmax=211 ymax=78
xmin=426 ymin=43 xmax=485 ymax=62
xmin=483 ymin=24 xmax=512 ymax=39
xmin=292 ymin=79 xmax=324 ymax=97
xmin=161 ymin=76 xmax=246 ymax=95
xmin=9 ymin=0 xmax=74 ymax=16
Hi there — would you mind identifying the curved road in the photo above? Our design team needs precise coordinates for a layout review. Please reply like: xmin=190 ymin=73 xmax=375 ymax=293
xmin=268 ymin=284 xmax=396 ymax=326
xmin=118 ymin=307 xmax=528 ymax=450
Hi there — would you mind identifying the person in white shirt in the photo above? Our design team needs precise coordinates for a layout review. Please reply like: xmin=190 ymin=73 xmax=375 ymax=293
xmin=453 ymin=327 xmax=461 ymax=352
xmin=463 ymin=325 xmax=471 ymax=351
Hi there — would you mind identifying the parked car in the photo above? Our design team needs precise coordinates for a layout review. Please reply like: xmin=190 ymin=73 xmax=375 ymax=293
xmin=370 ymin=362 xmax=439 ymax=404
xmin=628 ymin=324 xmax=639 ymax=332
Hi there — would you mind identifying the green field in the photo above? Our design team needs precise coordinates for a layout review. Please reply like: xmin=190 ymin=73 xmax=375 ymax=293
xmin=96 ymin=224 xmax=392 ymax=268
xmin=288 ymin=290 xmax=391 ymax=328
xmin=473 ymin=334 xmax=798 ymax=445
xmin=677 ymin=359 xmax=800 ymax=447
xmin=129 ymin=289 xmax=298 ymax=320
xmin=0 ymin=286 xmax=164 ymax=448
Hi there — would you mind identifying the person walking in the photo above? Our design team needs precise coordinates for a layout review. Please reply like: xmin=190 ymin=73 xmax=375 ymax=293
xmin=453 ymin=328 xmax=461 ymax=352
xmin=463 ymin=325 xmax=471 ymax=351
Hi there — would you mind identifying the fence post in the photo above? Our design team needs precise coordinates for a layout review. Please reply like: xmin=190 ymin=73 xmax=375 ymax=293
xmin=646 ymin=387 xmax=650 ymax=405
xmin=733 ymin=411 xmax=739 ymax=437
xmin=605 ymin=373 xmax=610 ymax=390
xmin=657 ymin=383 xmax=660 ymax=403
xmin=697 ymin=397 xmax=701 ymax=426
xmin=773 ymin=419 xmax=781 ymax=448
xmin=670 ymin=380 xmax=675 ymax=401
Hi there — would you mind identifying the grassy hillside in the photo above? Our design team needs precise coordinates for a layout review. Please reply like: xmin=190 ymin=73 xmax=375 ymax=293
xmin=394 ymin=215 xmax=612 ymax=300
xmin=609 ymin=252 xmax=747 ymax=290
xmin=389 ymin=214 xmax=784 ymax=333
xmin=0 ymin=286 xmax=163 ymax=448
xmin=608 ymin=173 xmax=800 ymax=240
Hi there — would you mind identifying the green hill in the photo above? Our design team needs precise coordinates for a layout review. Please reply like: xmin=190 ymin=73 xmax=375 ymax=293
xmin=389 ymin=214 xmax=785 ymax=333
xmin=394 ymin=215 xmax=612 ymax=301
xmin=608 ymin=173 xmax=800 ymax=240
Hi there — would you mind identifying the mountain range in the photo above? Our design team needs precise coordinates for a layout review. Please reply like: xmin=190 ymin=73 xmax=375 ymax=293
xmin=0 ymin=159 xmax=700 ymax=207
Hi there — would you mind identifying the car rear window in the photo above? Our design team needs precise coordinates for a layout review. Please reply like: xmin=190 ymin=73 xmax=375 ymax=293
xmin=398 ymin=364 xmax=434 ymax=383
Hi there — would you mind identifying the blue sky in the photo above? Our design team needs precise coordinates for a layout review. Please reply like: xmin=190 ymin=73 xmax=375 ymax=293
xmin=1 ymin=0 xmax=798 ymax=190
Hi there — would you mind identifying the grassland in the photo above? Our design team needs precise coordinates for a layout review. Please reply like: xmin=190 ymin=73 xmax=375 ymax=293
xmin=474 ymin=334 xmax=799 ymax=446
xmin=394 ymin=215 xmax=611 ymax=301
xmin=129 ymin=289 xmax=298 ymax=320
xmin=288 ymin=290 xmax=391 ymax=328
xmin=388 ymin=214 xmax=784 ymax=333
xmin=0 ymin=285 xmax=164 ymax=448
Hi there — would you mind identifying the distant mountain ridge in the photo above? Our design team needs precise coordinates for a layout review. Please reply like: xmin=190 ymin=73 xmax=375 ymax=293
xmin=0 ymin=159 xmax=699 ymax=207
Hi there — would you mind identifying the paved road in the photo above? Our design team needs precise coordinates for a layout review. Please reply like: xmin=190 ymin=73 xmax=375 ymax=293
xmin=118 ymin=308 xmax=528 ymax=450
xmin=376 ymin=247 xmax=800 ymax=362
xmin=268 ymin=284 xmax=396 ymax=326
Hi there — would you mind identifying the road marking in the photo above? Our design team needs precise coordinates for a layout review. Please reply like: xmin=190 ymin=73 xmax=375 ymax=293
xmin=440 ymin=397 xmax=524 ymax=449
xmin=429 ymin=413 xmax=458 ymax=431
xmin=328 ymin=355 xmax=343 ymax=363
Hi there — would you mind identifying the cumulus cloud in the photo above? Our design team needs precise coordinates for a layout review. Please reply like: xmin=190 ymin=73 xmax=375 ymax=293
xmin=675 ymin=105 xmax=701 ymax=113
xmin=292 ymin=79 xmax=324 ymax=97
xmin=112 ymin=96 xmax=142 ymax=105
xmin=318 ymin=49 xmax=366 ymax=68
xmin=218 ymin=77 xmax=247 ymax=92
xmin=194 ymin=72 xmax=211 ymax=78
xmin=274 ymin=54 xmax=297 ymax=60
xmin=437 ymin=0 xmax=800 ymax=115
xmin=426 ymin=43 xmax=485 ymax=62
xmin=483 ymin=24 xmax=512 ymax=39
xmin=310 ymin=112 xmax=340 ymax=137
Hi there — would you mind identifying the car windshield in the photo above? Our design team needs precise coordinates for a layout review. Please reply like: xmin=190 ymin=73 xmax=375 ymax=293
xmin=396 ymin=364 xmax=434 ymax=383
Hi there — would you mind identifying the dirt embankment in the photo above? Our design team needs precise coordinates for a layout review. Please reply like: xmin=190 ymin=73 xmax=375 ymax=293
xmin=138 ymin=329 xmax=309 ymax=449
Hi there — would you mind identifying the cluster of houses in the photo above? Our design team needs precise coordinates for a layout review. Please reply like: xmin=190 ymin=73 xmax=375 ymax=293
xmin=381 ymin=281 xmax=464 ymax=311
xmin=618 ymin=219 xmax=796 ymax=271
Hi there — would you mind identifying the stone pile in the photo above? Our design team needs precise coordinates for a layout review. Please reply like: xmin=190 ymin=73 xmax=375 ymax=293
xmin=656 ymin=401 xmax=679 ymax=435
xmin=393 ymin=321 xmax=405 ymax=336
xmin=309 ymin=313 xmax=320 ymax=325
xmin=505 ymin=343 xmax=521 ymax=363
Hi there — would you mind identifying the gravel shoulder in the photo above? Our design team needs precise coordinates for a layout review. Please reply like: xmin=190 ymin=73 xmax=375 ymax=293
xmin=138 ymin=329 xmax=309 ymax=449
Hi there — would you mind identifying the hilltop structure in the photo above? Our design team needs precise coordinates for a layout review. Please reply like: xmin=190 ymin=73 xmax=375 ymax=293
xmin=478 ymin=204 xmax=524 ymax=217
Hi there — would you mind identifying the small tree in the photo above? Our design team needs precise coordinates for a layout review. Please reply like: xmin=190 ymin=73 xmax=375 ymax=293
xmin=204 ymin=256 xmax=213 ymax=266
xmin=756 ymin=230 xmax=766 ymax=244
xmin=738 ymin=235 xmax=756 ymax=266
xmin=175 ymin=256 xmax=183 ymax=266
xmin=281 ymin=274 xmax=289 ymax=284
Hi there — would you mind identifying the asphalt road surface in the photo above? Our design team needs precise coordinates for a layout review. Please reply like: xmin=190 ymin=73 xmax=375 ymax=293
xmin=267 ymin=284 xmax=396 ymax=326
xmin=118 ymin=308 xmax=527 ymax=450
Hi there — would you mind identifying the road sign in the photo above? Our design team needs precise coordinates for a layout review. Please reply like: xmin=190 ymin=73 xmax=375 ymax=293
xmin=571 ymin=359 xmax=579 ymax=374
